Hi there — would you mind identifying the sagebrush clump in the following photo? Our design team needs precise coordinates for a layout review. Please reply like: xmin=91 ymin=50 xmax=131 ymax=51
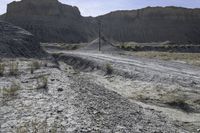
xmin=3 ymin=82 xmax=20 ymax=96
xmin=30 ymin=61 xmax=41 ymax=74
xmin=9 ymin=62 xmax=19 ymax=76
xmin=36 ymin=76 xmax=48 ymax=89
xmin=0 ymin=63 xmax=5 ymax=76
xmin=106 ymin=63 xmax=113 ymax=75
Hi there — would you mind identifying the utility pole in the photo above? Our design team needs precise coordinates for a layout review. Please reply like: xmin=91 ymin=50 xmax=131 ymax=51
xmin=98 ymin=20 xmax=101 ymax=51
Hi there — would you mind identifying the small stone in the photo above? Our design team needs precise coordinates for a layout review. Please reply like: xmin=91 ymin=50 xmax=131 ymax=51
xmin=57 ymin=88 xmax=63 ymax=92
xmin=57 ymin=110 xmax=63 ymax=113
xmin=57 ymin=106 xmax=65 ymax=113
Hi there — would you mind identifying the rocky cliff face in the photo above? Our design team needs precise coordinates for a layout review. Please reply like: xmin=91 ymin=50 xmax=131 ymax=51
xmin=98 ymin=7 xmax=200 ymax=44
xmin=0 ymin=21 xmax=46 ymax=57
xmin=4 ymin=0 xmax=97 ymax=43
xmin=2 ymin=0 xmax=200 ymax=44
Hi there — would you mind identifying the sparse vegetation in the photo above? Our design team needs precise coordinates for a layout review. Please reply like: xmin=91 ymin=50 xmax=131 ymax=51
xmin=166 ymin=99 xmax=193 ymax=112
xmin=132 ymin=52 xmax=200 ymax=66
xmin=63 ymin=44 xmax=80 ymax=50
xmin=9 ymin=62 xmax=19 ymax=76
xmin=119 ymin=42 xmax=200 ymax=53
xmin=36 ymin=76 xmax=48 ymax=89
xmin=30 ymin=61 xmax=41 ymax=74
xmin=15 ymin=119 xmax=61 ymax=133
xmin=120 ymin=43 xmax=146 ymax=51
xmin=0 ymin=63 xmax=5 ymax=76
xmin=2 ymin=82 xmax=20 ymax=96
xmin=106 ymin=63 xmax=113 ymax=75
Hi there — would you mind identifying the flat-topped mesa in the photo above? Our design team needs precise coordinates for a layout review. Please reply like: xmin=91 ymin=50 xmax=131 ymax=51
xmin=3 ymin=0 xmax=95 ymax=43
xmin=6 ymin=0 xmax=81 ymax=18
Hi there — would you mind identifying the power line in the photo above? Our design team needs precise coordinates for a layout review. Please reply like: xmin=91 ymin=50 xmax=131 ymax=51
xmin=98 ymin=20 xmax=101 ymax=51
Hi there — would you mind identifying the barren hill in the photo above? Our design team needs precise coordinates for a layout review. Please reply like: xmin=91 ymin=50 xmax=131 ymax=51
xmin=0 ymin=21 xmax=46 ymax=58
xmin=3 ymin=0 xmax=97 ymax=43
xmin=2 ymin=0 xmax=200 ymax=44
xmin=98 ymin=7 xmax=200 ymax=44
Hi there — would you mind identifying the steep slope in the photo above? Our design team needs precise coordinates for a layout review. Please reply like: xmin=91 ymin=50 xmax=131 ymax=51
xmin=98 ymin=7 xmax=200 ymax=44
xmin=0 ymin=21 xmax=46 ymax=58
xmin=4 ymin=0 xmax=97 ymax=43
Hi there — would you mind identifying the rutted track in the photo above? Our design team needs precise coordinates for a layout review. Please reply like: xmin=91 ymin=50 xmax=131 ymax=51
xmin=52 ymin=51 xmax=200 ymax=89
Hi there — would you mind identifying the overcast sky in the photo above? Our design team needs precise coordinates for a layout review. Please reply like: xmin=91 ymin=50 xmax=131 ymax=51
xmin=0 ymin=0 xmax=200 ymax=16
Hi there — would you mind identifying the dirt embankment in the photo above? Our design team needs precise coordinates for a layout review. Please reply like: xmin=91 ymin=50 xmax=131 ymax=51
xmin=53 ymin=51 xmax=200 ymax=89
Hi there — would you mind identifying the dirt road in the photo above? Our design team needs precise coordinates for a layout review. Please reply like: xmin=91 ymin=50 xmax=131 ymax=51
xmin=53 ymin=51 xmax=200 ymax=89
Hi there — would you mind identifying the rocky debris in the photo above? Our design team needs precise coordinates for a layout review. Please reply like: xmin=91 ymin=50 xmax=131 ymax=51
xmin=49 ymin=50 xmax=200 ymax=132
xmin=0 ymin=21 xmax=47 ymax=58
xmin=2 ymin=1 xmax=200 ymax=44
xmin=0 ymin=59 xmax=188 ymax=132
xmin=68 ymin=75 xmax=187 ymax=132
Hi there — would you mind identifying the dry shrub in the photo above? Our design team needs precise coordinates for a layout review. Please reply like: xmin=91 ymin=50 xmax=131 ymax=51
xmin=9 ymin=62 xmax=19 ymax=76
xmin=0 ymin=63 xmax=5 ymax=76
xmin=36 ymin=76 xmax=48 ymax=89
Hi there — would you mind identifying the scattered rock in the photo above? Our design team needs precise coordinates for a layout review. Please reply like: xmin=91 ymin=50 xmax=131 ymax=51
xmin=57 ymin=88 xmax=63 ymax=92
xmin=51 ymin=79 xmax=55 ymax=81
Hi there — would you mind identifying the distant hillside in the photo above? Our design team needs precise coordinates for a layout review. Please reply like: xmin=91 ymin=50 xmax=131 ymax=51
xmin=98 ymin=7 xmax=200 ymax=44
xmin=0 ymin=21 xmax=46 ymax=58
xmin=2 ymin=0 xmax=200 ymax=44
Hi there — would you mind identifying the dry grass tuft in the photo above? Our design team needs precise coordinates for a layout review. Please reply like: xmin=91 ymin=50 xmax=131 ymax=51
xmin=36 ymin=76 xmax=48 ymax=89
xmin=106 ymin=63 xmax=113 ymax=75
xmin=0 ymin=63 xmax=5 ymax=76
xmin=30 ymin=61 xmax=41 ymax=74
xmin=2 ymin=82 xmax=20 ymax=96
xmin=9 ymin=62 xmax=19 ymax=76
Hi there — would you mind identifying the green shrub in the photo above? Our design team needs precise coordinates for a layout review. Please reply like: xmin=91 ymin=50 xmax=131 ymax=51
xmin=9 ymin=62 xmax=19 ymax=76
xmin=106 ymin=63 xmax=113 ymax=75
xmin=0 ymin=63 xmax=5 ymax=76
